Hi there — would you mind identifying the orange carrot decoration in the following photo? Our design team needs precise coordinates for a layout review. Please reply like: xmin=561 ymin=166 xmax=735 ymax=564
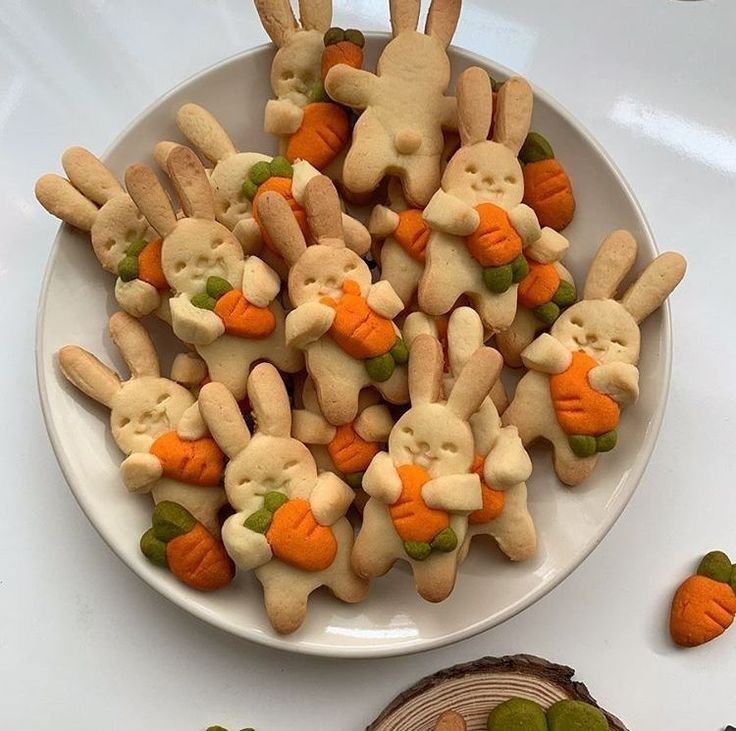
xmin=465 ymin=203 xmax=523 ymax=268
xmin=213 ymin=289 xmax=276 ymax=338
xmin=321 ymin=27 xmax=365 ymax=82
xmin=136 ymin=237 xmax=168 ymax=290
xmin=327 ymin=422 xmax=381 ymax=474
xmin=149 ymin=431 xmax=225 ymax=486
xmin=519 ymin=132 xmax=576 ymax=231
xmin=140 ymin=502 xmax=234 ymax=592
xmin=517 ymin=259 xmax=561 ymax=309
xmin=670 ymin=551 xmax=736 ymax=647
xmin=393 ymin=208 xmax=431 ymax=262
xmin=389 ymin=465 xmax=450 ymax=544
xmin=285 ymin=102 xmax=350 ymax=171
xmin=468 ymin=455 xmax=505 ymax=525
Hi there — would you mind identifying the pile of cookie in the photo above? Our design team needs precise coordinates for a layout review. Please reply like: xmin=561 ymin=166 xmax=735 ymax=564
xmin=36 ymin=0 xmax=687 ymax=635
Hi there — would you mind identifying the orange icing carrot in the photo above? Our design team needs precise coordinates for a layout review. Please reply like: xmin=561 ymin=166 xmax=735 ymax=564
xmin=393 ymin=208 xmax=431 ymax=262
xmin=137 ymin=237 xmax=168 ymax=290
xmin=321 ymin=41 xmax=363 ymax=82
xmin=149 ymin=431 xmax=225 ymax=486
xmin=213 ymin=289 xmax=276 ymax=338
xmin=389 ymin=464 xmax=450 ymax=543
xmin=327 ymin=422 xmax=381 ymax=474
xmin=517 ymin=257 xmax=561 ymax=309
xmin=522 ymin=159 xmax=575 ymax=231
xmin=468 ymin=455 xmax=505 ymax=525
xmin=670 ymin=575 xmax=736 ymax=647
xmin=286 ymin=102 xmax=350 ymax=171
xmin=166 ymin=522 xmax=235 ymax=591
xmin=465 ymin=203 xmax=523 ymax=267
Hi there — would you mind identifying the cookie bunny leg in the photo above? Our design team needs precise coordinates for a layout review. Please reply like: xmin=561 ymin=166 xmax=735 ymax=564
xmin=374 ymin=364 xmax=410 ymax=406
xmin=486 ymin=483 xmax=536 ymax=561
xmin=411 ymin=551 xmax=460 ymax=603
xmin=472 ymin=287 xmax=518 ymax=334
xmin=324 ymin=520 xmax=370 ymax=603
xmin=258 ymin=568 xmax=310 ymax=635
xmin=419 ymin=240 xmax=471 ymax=316
xmin=551 ymin=436 xmax=598 ymax=487
xmin=380 ymin=240 xmax=424 ymax=307
xmin=351 ymin=500 xmax=402 ymax=579
xmin=340 ymin=120 xmax=394 ymax=196
xmin=309 ymin=358 xmax=363 ymax=426
xmin=398 ymin=156 xmax=442 ymax=213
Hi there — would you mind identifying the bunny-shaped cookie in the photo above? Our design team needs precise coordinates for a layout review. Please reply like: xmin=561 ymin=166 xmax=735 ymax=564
xmin=351 ymin=334 xmax=501 ymax=602
xmin=125 ymin=145 xmax=303 ymax=400
xmin=199 ymin=364 xmax=369 ymax=634
xmin=292 ymin=376 xmax=394 ymax=504
xmin=324 ymin=0 xmax=461 ymax=206
xmin=503 ymin=230 xmax=686 ymax=485
xmin=58 ymin=312 xmax=228 ymax=536
xmin=404 ymin=308 xmax=536 ymax=562
xmin=256 ymin=173 xmax=409 ymax=426
xmin=36 ymin=148 xmax=168 ymax=318
xmin=155 ymin=104 xmax=370 ymax=276
xmin=419 ymin=67 xmax=570 ymax=333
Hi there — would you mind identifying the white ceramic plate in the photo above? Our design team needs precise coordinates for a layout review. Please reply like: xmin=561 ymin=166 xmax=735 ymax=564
xmin=37 ymin=36 xmax=671 ymax=658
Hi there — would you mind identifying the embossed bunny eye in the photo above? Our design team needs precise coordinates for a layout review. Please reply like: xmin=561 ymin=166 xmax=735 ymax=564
xmin=304 ymin=277 xmax=316 ymax=286
xmin=175 ymin=261 xmax=186 ymax=272
xmin=465 ymin=164 xmax=477 ymax=174
xmin=282 ymin=70 xmax=294 ymax=81
xmin=401 ymin=427 xmax=414 ymax=436
xmin=119 ymin=417 xmax=130 ymax=428
xmin=571 ymin=317 xmax=583 ymax=327
xmin=156 ymin=394 xmax=170 ymax=404
xmin=611 ymin=338 xmax=624 ymax=346
xmin=343 ymin=263 xmax=356 ymax=273
xmin=284 ymin=460 xmax=298 ymax=470
xmin=239 ymin=477 xmax=251 ymax=486
xmin=211 ymin=238 xmax=223 ymax=249
xmin=483 ymin=176 xmax=494 ymax=186
xmin=441 ymin=442 xmax=458 ymax=453
xmin=504 ymin=175 xmax=516 ymax=184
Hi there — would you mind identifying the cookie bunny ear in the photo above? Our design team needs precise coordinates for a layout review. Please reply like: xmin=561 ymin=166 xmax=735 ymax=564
xmin=424 ymin=0 xmax=461 ymax=48
xmin=176 ymin=104 xmax=238 ymax=165
xmin=408 ymin=334 xmax=444 ymax=406
xmin=456 ymin=66 xmax=492 ymax=148
xmin=390 ymin=0 xmax=420 ymax=36
xmin=61 ymin=147 xmax=124 ymax=205
xmin=199 ymin=382 xmax=251 ymax=458
xmin=166 ymin=145 xmax=216 ymax=221
xmin=125 ymin=163 xmax=178 ymax=238
xmin=58 ymin=346 xmax=121 ymax=408
xmin=35 ymin=173 xmax=98 ymax=232
xmin=447 ymin=306 xmax=484 ymax=379
xmin=298 ymin=0 xmax=331 ymax=31
xmin=303 ymin=174 xmax=344 ymax=247
xmin=583 ymin=229 xmax=638 ymax=300
xmin=247 ymin=363 xmax=292 ymax=438
xmin=108 ymin=311 xmax=160 ymax=379
xmin=620 ymin=251 xmax=686 ymax=324
xmin=255 ymin=191 xmax=308 ymax=265
xmin=492 ymin=77 xmax=533 ymax=156
xmin=255 ymin=0 xmax=299 ymax=47
xmin=446 ymin=347 xmax=502 ymax=420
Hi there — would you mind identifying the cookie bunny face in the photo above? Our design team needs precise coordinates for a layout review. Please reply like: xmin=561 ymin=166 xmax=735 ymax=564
xmin=288 ymin=246 xmax=371 ymax=306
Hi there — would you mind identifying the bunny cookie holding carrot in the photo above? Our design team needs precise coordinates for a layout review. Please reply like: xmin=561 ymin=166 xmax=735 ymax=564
xmin=419 ymin=67 xmax=570 ymax=333
xmin=503 ymin=230 xmax=686 ymax=485
xmin=199 ymin=364 xmax=368 ymax=634
xmin=256 ymin=174 xmax=409 ymax=426
xmin=36 ymin=148 xmax=169 ymax=319
xmin=125 ymin=145 xmax=302 ymax=400
xmin=324 ymin=0 xmax=461 ymax=206
xmin=352 ymin=334 xmax=502 ymax=602
xmin=404 ymin=308 xmax=536 ymax=562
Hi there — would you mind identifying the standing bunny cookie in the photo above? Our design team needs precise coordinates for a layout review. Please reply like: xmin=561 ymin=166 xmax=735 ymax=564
xmin=404 ymin=308 xmax=536 ymax=562
xmin=125 ymin=145 xmax=303 ymax=400
xmin=58 ymin=312 xmax=228 ymax=544
xmin=256 ymin=174 xmax=409 ymax=426
xmin=199 ymin=364 xmax=368 ymax=634
xmin=419 ymin=67 xmax=570 ymax=333
xmin=324 ymin=0 xmax=461 ymax=206
xmin=352 ymin=334 xmax=502 ymax=602
xmin=36 ymin=148 xmax=169 ymax=318
xmin=503 ymin=230 xmax=686 ymax=485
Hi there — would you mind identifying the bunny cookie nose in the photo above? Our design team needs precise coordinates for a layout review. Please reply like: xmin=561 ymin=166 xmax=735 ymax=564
xmin=395 ymin=129 xmax=422 ymax=155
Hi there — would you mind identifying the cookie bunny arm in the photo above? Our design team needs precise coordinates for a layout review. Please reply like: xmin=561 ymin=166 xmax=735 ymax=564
xmin=264 ymin=98 xmax=305 ymax=136
xmin=508 ymin=203 xmax=542 ymax=245
xmin=169 ymin=294 xmax=225 ymax=346
xmin=114 ymin=278 xmax=162 ymax=318
xmin=285 ymin=301 xmax=335 ymax=349
xmin=483 ymin=426 xmax=533 ymax=488
xmin=525 ymin=226 xmax=570 ymax=264
xmin=422 ymin=473 xmax=482 ymax=513
xmin=309 ymin=472 xmax=355 ymax=526
xmin=354 ymin=404 xmax=393 ymax=443
xmin=234 ymin=216 xmax=265 ymax=256
xmin=222 ymin=513 xmax=273 ymax=571
xmin=367 ymin=280 xmax=404 ymax=319
xmin=520 ymin=333 xmax=573 ymax=374
xmin=291 ymin=409 xmax=336 ymax=444
xmin=120 ymin=452 xmax=163 ymax=493
xmin=423 ymin=189 xmax=480 ymax=236
xmin=241 ymin=255 xmax=280 ymax=307
xmin=588 ymin=362 xmax=640 ymax=406
xmin=176 ymin=402 xmax=209 ymax=440
xmin=362 ymin=452 xmax=403 ymax=504
xmin=324 ymin=65 xmax=380 ymax=111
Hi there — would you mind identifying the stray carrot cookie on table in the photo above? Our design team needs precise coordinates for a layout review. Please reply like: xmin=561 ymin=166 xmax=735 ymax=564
xmin=503 ymin=230 xmax=686 ymax=485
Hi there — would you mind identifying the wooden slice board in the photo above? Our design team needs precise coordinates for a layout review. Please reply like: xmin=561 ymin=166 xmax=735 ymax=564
xmin=368 ymin=655 xmax=628 ymax=730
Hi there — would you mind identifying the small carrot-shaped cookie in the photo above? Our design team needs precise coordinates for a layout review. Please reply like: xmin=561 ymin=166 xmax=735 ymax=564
xmin=670 ymin=550 xmax=736 ymax=647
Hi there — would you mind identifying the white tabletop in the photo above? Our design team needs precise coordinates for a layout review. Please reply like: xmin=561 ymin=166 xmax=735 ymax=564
xmin=3 ymin=1 xmax=734 ymax=728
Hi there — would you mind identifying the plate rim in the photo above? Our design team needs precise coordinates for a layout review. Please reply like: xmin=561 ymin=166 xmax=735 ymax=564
xmin=35 ymin=36 xmax=672 ymax=658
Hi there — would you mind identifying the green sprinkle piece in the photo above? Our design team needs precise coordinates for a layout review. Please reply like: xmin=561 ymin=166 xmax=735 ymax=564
xmin=534 ymin=301 xmax=561 ymax=325
xmin=345 ymin=29 xmax=365 ymax=47
xmin=404 ymin=541 xmax=431 ymax=561
xmin=487 ymin=697 xmax=547 ymax=730
xmin=269 ymin=155 xmax=293 ymax=179
xmin=552 ymin=280 xmax=577 ymax=308
xmin=191 ymin=293 xmax=217 ymax=310
xmin=206 ymin=726 xmax=229 ymax=731
xmin=126 ymin=239 xmax=147 ymax=257
xmin=244 ymin=508 xmax=272 ymax=534
xmin=487 ymin=74 xmax=504 ymax=93
xmin=595 ymin=430 xmax=617 ymax=453
xmin=547 ymin=699 xmax=608 ymax=730
xmin=569 ymin=434 xmax=596 ymax=458
xmin=510 ymin=254 xmax=529 ymax=283
xmin=140 ymin=528 xmax=168 ymax=567
xmin=249 ymin=161 xmax=272 ymax=186
xmin=263 ymin=491 xmax=288 ymax=513
xmin=206 ymin=275 xmax=233 ymax=300
xmin=431 ymin=527 xmax=458 ymax=553
xmin=482 ymin=265 xmax=513 ymax=293
xmin=307 ymin=81 xmax=328 ymax=103
xmin=152 ymin=501 xmax=196 ymax=542
xmin=365 ymin=352 xmax=395 ymax=382
xmin=519 ymin=131 xmax=555 ymax=164
xmin=118 ymin=255 xmax=139 ymax=282
xmin=389 ymin=338 xmax=409 ymax=365
xmin=324 ymin=27 xmax=345 ymax=45
xmin=345 ymin=472 xmax=364 ymax=490
xmin=697 ymin=550 xmax=733 ymax=583
xmin=239 ymin=728 xmax=256 ymax=731
xmin=730 ymin=564 xmax=736 ymax=594
xmin=242 ymin=177 xmax=258 ymax=201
